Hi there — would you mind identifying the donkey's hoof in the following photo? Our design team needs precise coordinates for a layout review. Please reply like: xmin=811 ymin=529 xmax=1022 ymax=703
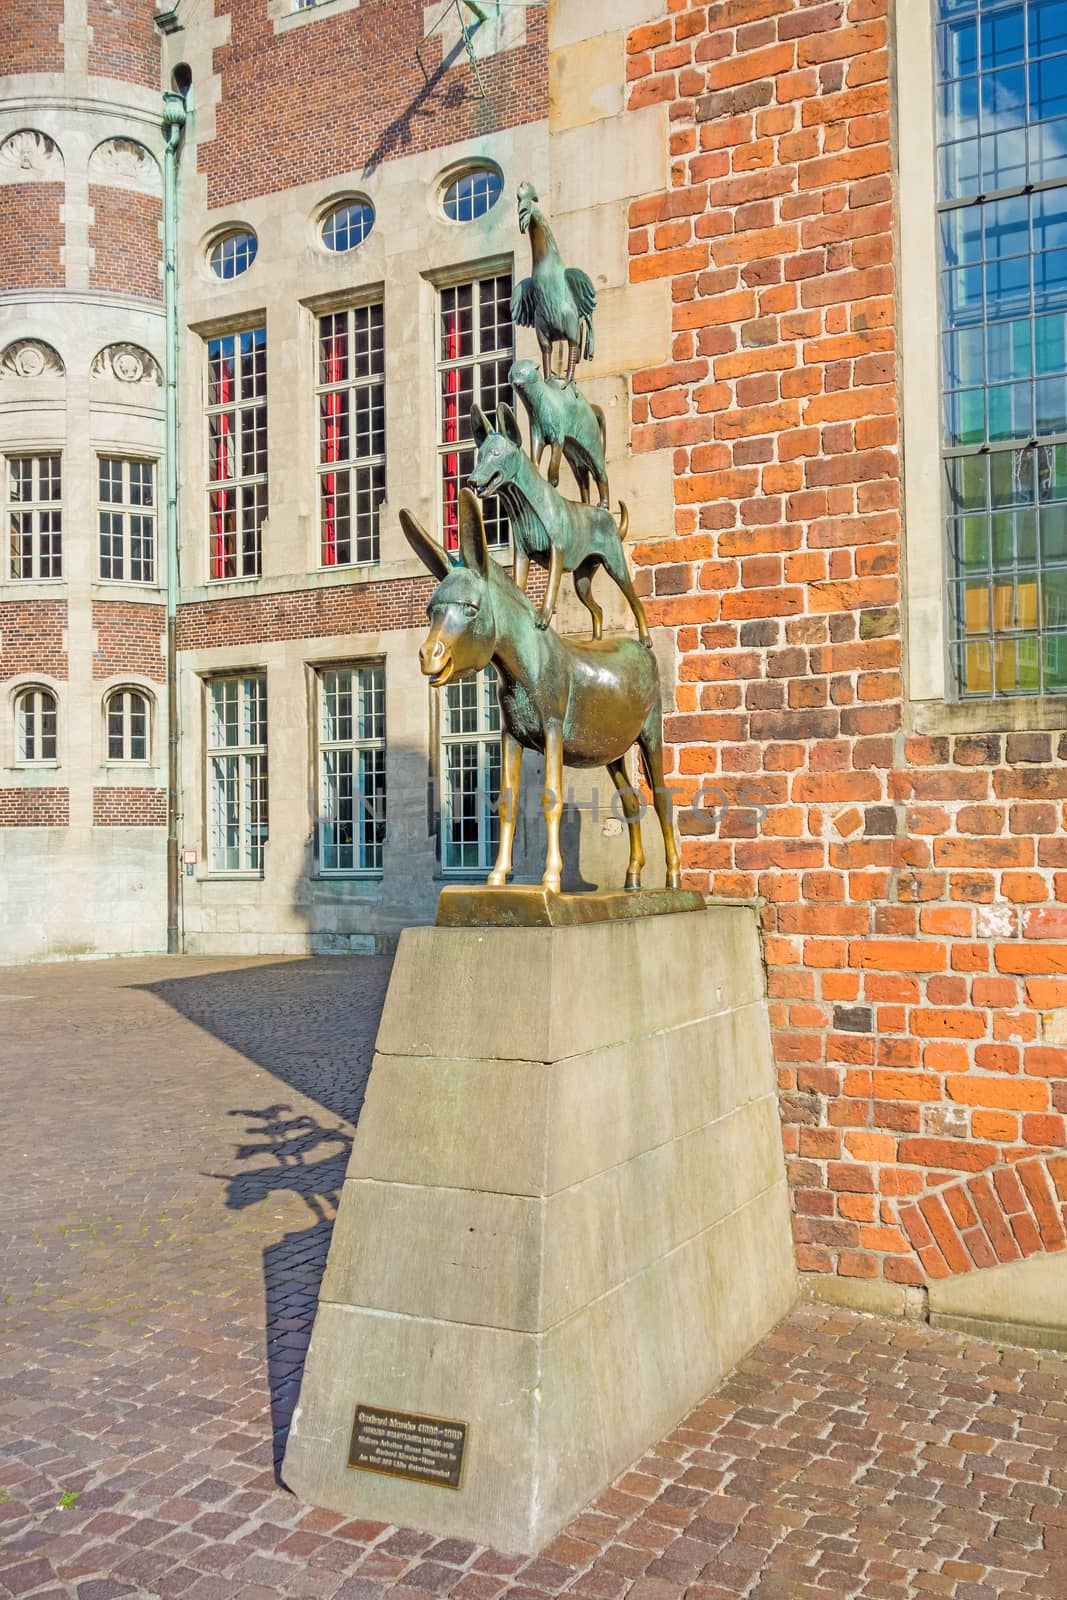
xmin=640 ymin=636 xmax=653 ymax=650
xmin=624 ymin=876 xmax=641 ymax=893
xmin=487 ymin=872 xmax=507 ymax=889
xmin=541 ymin=875 xmax=561 ymax=895
xmin=536 ymin=614 xmax=550 ymax=631
xmin=666 ymin=870 xmax=681 ymax=890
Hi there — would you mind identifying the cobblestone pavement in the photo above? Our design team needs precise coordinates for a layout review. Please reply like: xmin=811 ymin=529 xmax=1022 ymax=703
xmin=1 ymin=956 xmax=1066 ymax=1600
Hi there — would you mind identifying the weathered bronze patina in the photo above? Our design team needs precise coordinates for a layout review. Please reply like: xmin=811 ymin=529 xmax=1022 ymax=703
xmin=469 ymin=403 xmax=648 ymax=643
xmin=509 ymin=358 xmax=610 ymax=508
xmin=512 ymin=181 xmax=597 ymax=382
xmin=401 ymin=490 xmax=682 ymax=896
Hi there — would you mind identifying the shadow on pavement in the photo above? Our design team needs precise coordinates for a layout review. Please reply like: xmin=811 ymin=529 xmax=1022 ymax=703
xmin=142 ymin=956 xmax=393 ymax=1475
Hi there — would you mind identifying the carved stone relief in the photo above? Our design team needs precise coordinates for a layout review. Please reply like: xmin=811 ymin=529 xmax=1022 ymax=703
xmin=0 ymin=341 xmax=65 ymax=379
xmin=88 ymin=138 xmax=162 ymax=193
xmin=91 ymin=344 xmax=163 ymax=385
xmin=0 ymin=130 xmax=64 ymax=183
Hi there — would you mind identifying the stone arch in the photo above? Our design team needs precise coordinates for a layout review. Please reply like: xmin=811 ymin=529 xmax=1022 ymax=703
xmin=0 ymin=129 xmax=63 ymax=182
xmin=0 ymin=339 xmax=65 ymax=378
xmin=91 ymin=343 xmax=162 ymax=385
xmin=88 ymin=137 xmax=161 ymax=193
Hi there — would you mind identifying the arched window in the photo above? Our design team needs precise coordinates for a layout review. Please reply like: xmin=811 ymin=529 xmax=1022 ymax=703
xmin=321 ymin=199 xmax=375 ymax=253
xmin=106 ymin=687 xmax=149 ymax=762
xmin=208 ymin=229 xmax=258 ymax=280
xmin=16 ymin=687 xmax=57 ymax=762
xmin=442 ymin=167 xmax=503 ymax=223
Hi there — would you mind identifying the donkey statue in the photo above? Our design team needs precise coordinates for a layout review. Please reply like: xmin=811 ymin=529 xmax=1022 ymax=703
xmin=400 ymin=489 xmax=682 ymax=895
xmin=469 ymin=402 xmax=649 ymax=645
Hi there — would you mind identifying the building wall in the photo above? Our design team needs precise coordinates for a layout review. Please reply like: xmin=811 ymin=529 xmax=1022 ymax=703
xmin=0 ymin=0 xmax=167 ymax=963
xmin=624 ymin=0 xmax=1067 ymax=1317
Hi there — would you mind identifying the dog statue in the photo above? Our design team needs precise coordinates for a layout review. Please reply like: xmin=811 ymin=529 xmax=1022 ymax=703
xmin=509 ymin=358 xmax=610 ymax=509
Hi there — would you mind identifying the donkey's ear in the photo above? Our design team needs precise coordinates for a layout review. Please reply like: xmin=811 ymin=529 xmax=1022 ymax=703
xmin=400 ymin=508 xmax=452 ymax=580
xmin=498 ymin=402 xmax=523 ymax=449
xmin=470 ymin=404 xmax=491 ymax=446
xmin=458 ymin=489 xmax=490 ymax=579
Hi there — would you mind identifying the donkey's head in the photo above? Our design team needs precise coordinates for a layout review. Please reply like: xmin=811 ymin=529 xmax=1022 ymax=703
xmin=401 ymin=490 xmax=497 ymax=689
xmin=468 ymin=403 xmax=525 ymax=499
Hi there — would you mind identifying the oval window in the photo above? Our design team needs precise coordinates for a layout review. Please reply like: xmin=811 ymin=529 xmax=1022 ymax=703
xmin=321 ymin=199 xmax=375 ymax=253
xmin=209 ymin=229 xmax=258 ymax=280
xmin=442 ymin=167 xmax=503 ymax=223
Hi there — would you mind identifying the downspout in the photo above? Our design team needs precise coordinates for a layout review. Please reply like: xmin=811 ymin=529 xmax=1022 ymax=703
xmin=163 ymin=90 xmax=187 ymax=955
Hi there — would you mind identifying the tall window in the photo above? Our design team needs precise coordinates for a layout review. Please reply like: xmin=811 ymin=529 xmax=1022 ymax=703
xmin=318 ymin=306 xmax=385 ymax=567
xmin=207 ymin=329 xmax=267 ymax=580
xmin=16 ymin=687 xmax=57 ymax=762
xmin=99 ymin=458 xmax=155 ymax=583
xmin=318 ymin=665 xmax=386 ymax=873
xmin=440 ymin=669 xmax=501 ymax=872
xmin=106 ymin=688 xmax=149 ymax=762
xmin=8 ymin=456 xmax=61 ymax=580
xmin=939 ymin=0 xmax=1067 ymax=695
xmin=207 ymin=675 xmax=268 ymax=873
xmin=439 ymin=274 xmax=513 ymax=551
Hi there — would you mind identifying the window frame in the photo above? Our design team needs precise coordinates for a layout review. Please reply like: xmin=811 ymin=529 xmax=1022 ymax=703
xmin=899 ymin=0 xmax=1067 ymax=727
xmin=105 ymin=686 xmax=151 ymax=764
xmin=205 ymin=327 xmax=268 ymax=583
xmin=316 ymin=303 xmax=386 ymax=569
xmin=437 ymin=269 xmax=514 ymax=553
xmin=98 ymin=455 xmax=157 ymax=585
xmin=316 ymin=662 xmax=387 ymax=877
xmin=205 ymin=673 xmax=269 ymax=876
xmin=438 ymin=667 xmax=502 ymax=875
xmin=15 ymin=685 xmax=58 ymax=765
xmin=6 ymin=453 xmax=62 ymax=582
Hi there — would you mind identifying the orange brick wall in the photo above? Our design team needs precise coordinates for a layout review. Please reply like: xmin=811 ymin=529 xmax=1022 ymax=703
xmin=626 ymin=0 xmax=1067 ymax=1291
xmin=0 ymin=789 xmax=69 ymax=827
xmin=89 ymin=187 xmax=162 ymax=301
xmin=87 ymin=0 xmax=160 ymax=86
xmin=176 ymin=576 xmax=436 ymax=651
xmin=0 ymin=0 xmax=63 ymax=74
xmin=92 ymin=602 xmax=166 ymax=682
xmin=0 ymin=186 xmax=64 ymax=291
xmin=200 ymin=0 xmax=547 ymax=206
xmin=0 ymin=602 xmax=68 ymax=681
xmin=93 ymin=786 xmax=166 ymax=826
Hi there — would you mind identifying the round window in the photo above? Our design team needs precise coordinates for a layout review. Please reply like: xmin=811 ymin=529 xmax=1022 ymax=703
xmin=321 ymin=199 xmax=375 ymax=253
xmin=442 ymin=167 xmax=503 ymax=223
xmin=209 ymin=229 xmax=258 ymax=279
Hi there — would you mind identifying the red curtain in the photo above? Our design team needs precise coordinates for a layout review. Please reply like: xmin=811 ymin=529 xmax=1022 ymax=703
xmin=322 ymin=329 xmax=344 ymax=566
xmin=443 ymin=311 xmax=460 ymax=551
xmin=211 ymin=355 xmax=232 ymax=579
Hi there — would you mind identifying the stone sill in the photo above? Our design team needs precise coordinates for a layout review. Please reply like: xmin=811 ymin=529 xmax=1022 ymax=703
xmin=909 ymin=696 xmax=1067 ymax=735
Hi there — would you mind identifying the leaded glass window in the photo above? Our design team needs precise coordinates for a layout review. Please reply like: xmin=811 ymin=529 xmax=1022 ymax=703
xmin=318 ymin=664 xmax=386 ymax=873
xmin=99 ymin=457 xmax=155 ymax=583
xmin=8 ymin=456 xmax=61 ymax=580
xmin=440 ymin=668 xmax=501 ymax=872
xmin=206 ymin=329 xmax=267 ymax=580
xmin=438 ymin=275 xmax=513 ymax=551
xmin=207 ymin=674 xmax=268 ymax=873
xmin=16 ymin=687 xmax=57 ymax=763
xmin=317 ymin=305 xmax=385 ymax=567
xmin=939 ymin=0 xmax=1067 ymax=694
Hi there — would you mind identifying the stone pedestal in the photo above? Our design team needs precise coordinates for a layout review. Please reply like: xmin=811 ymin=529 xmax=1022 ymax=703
xmin=282 ymin=907 xmax=796 ymax=1554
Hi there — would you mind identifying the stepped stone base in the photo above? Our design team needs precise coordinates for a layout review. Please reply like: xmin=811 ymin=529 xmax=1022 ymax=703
xmin=283 ymin=907 xmax=797 ymax=1554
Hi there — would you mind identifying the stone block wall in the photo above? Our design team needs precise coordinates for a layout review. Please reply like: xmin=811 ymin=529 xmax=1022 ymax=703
xmin=625 ymin=0 xmax=1067 ymax=1302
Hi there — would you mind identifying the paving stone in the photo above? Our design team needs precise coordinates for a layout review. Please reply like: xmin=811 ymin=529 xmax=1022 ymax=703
xmin=1 ymin=956 xmax=1066 ymax=1600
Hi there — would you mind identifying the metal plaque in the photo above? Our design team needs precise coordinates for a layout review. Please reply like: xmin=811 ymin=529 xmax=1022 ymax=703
xmin=348 ymin=1403 xmax=468 ymax=1490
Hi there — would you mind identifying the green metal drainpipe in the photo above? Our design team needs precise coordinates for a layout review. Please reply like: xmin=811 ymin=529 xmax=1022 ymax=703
xmin=163 ymin=90 xmax=187 ymax=955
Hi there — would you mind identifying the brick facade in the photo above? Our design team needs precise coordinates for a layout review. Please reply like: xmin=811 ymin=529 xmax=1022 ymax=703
xmin=87 ymin=0 xmax=160 ymax=86
xmin=626 ymin=0 xmax=1067 ymax=1292
xmin=0 ymin=185 xmax=64 ymax=292
xmin=0 ymin=602 xmax=68 ymax=681
xmin=200 ymin=0 xmax=548 ymax=206
xmin=93 ymin=786 xmax=167 ymax=826
xmin=92 ymin=602 xmax=165 ymax=682
xmin=175 ymin=577 xmax=437 ymax=651
xmin=89 ymin=187 xmax=162 ymax=301
xmin=0 ymin=0 xmax=64 ymax=75
xmin=0 ymin=788 xmax=69 ymax=827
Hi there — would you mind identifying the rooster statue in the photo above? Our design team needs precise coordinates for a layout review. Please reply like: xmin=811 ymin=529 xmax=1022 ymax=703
xmin=512 ymin=181 xmax=597 ymax=385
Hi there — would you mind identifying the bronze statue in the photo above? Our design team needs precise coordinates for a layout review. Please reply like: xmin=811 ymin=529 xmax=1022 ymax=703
xmin=468 ymin=403 xmax=649 ymax=645
xmin=512 ymin=182 xmax=597 ymax=383
xmin=510 ymin=358 xmax=610 ymax=508
xmin=402 ymin=490 xmax=681 ymax=895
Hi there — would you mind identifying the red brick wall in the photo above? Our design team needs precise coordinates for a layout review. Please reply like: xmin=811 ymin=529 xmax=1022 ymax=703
xmin=92 ymin=602 xmax=165 ymax=682
xmin=201 ymin=0 xmax=547 ymax=206
xmin=89 ymin=187 xmax=162 ymax=300
xmin=0 ymin=186 xmax=64 ymax=291
xmin=87 ymin=0 xmax=160 ymax=85
xmin=0 ymin=789 xmax=69 ymax=827
xmin=93 ymin=786 xmax=166 ymax=826
xmin=627 ymin=0 xmax=1067 ymax=1291
xmin=0 ymin=602 xmax=68 ymax=681
xmin=0 ymin=1 xmax=64 ymax=74
xmin=176 ymin=576 xmax=435 ymax=651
